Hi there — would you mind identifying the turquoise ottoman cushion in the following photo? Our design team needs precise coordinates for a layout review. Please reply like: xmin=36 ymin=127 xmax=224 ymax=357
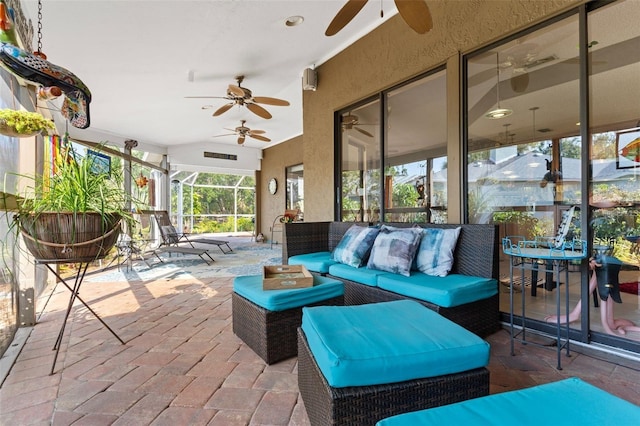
xmin=328 ymin=262 xmax=386 ymax=286
xmin=377 ymin=273 xmax=498 ymax=307
xmin=233 ymin=275 xmax=343 ymax=312
xmin=301 ymin=300 xmax=489 ymax=388
xmin=288 ymin=251 xmax=337 ymax=274
xmin=376 ymin=377 xmax=640 ymax=425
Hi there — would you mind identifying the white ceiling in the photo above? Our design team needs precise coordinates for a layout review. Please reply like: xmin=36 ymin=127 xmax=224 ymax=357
xmin=22 ymin=0 xmax=399 ymax=153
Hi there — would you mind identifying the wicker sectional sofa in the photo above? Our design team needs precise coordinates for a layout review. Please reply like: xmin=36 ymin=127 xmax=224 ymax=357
xmin=283 ymin=222 xmax=500 ymax=337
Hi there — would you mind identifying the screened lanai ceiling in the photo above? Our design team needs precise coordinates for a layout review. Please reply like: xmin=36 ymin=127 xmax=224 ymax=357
xmin=21 ymin=0 xmax=399 ymax=155
xmin=19 ymin=1 xmax=640 ymax=170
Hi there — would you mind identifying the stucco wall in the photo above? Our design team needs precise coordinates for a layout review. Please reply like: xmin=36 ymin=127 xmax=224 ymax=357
xmin=258 ymin=135 xmax=303 ymax=244
xmin=265 ymin=0 xmax=582 ymax=223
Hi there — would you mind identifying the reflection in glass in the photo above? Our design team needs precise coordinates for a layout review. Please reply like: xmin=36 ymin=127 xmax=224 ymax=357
xmin=588 ymin=0 xmax=640 ymax=343
xmin=286 ymin=164 xmax=304 ymax=220
xmin=466 ymin=14 xmax=583 ymax=331
xmin=385 ymin=70 xmax=447 ymax=223
xmin=340 ymin=100 xmax=381 ymax=222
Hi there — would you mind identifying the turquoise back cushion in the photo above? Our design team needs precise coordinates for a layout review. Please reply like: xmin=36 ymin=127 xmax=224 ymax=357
xmin=414 ymin=227 xmax=461 ymax=276
xmin=367 ymin=226 xmax=423 ymax=276
xmin=332 ymin=225 xmax=380 ymax=267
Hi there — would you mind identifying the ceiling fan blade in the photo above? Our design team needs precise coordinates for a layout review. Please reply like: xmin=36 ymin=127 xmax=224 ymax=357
xmin=185 ymin=96 xmax=228 ymax=99
xmin=249 ymin=129 xmax=266 ymax=135
xmin=228 ymin=84 xmax=245 ymax=97
xmin=325 ymin=0 xmax=368 ymax=36
xmin=355 ymin=126 xmax=374 ymax=137
xmin=247 ymin=102 xmax=272 ymax=119
xmin=252 ymin=96 xmax=290 ymax=106
xmin=238 ymin=135 xmax=246 ymax=145
xmin=249 ymin=134 xmax=271 ymax=142
xmin=211 ymin=133 xmax=236 ymax=138
xmin=213 ymin=103 xmax=234 ymax=116
xmin=394 ymin=0 xmax=433 ymax=34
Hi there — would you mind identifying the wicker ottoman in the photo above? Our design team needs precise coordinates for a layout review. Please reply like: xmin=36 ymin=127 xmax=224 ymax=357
xmin=232 ymin=274 xmax=343 ymax=364
xmin=298 ymin=301 xmax=490 ymax=426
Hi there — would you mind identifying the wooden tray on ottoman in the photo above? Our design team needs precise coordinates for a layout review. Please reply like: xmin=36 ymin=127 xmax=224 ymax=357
xmin=263 ymin=265 xmax=313 ymax=290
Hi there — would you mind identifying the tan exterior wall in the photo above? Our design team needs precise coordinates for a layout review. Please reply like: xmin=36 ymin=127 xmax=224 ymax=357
xmin=258 ymin=135 xmax=304 ymax=244
xmin=264 ymin=0 xmax=582 ymax=223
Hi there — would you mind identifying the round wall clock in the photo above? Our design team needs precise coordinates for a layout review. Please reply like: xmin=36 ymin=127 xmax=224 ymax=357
xmin=268 ymin=178 xmax=278 ymax=194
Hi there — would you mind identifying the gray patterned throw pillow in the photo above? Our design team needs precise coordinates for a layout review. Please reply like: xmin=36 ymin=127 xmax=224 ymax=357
xmin=367 ymin=226 xmax=423 ymax=276
xmin=332 ymin=225 xmax=380 ymax=268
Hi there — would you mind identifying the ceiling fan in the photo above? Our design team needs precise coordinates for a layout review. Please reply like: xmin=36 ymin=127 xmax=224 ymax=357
xmin=326 ymin=0 xmax=432 ymax=37
xmin=212 ymin=120 xmax=271 ymax=145
xmin=470 ymin=44 xmax=551 ymax=93
xmin=186 ymin=75 xmax=289 ymax=119
xmin=342 ymin=114 xmax=374 ymax=137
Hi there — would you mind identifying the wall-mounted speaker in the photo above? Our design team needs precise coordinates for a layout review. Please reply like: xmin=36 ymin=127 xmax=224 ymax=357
xmin=302 ymin=68 xmax=317 ymax=91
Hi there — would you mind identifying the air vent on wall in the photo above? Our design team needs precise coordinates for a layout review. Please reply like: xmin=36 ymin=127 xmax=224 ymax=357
xmin=204 ymin=151 xmax=237 ymax=161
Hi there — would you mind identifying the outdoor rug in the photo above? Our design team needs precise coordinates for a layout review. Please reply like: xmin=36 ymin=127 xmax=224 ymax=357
xmin=85 ymin=238 xmax=282 ymax=283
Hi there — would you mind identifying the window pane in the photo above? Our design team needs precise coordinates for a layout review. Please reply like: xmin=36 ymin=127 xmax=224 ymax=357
xmin=588 ymin=0 xmax=640 ymax=341
xmin=385 ymin=70 xmax=447 ymax=223
xmin=286 ymin=164 xmax=304 ymax=220
xmin=340 ymin=100 xmax=381 ymax=222
xmin=466 ymin=14 xmax=581 ymax=322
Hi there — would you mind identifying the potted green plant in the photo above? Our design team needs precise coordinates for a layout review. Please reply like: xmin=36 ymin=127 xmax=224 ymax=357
xmin=0 ymin=108 xmax=56 ymax=138
xmin=11 ymin=142 xmax=133 ymax=262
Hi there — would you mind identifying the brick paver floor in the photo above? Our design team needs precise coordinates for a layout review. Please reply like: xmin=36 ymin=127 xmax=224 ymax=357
xmin=1 ymin=267 xmax=639 ymax=425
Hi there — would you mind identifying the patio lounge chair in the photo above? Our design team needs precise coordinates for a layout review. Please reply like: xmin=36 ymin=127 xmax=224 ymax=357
xmin=151 ymin=223 xmax=216 ymax=265
xmin=138 ymin=210 xmax=215 ymax=265
xmin=153 ymin=210 xmax=233 ymax=254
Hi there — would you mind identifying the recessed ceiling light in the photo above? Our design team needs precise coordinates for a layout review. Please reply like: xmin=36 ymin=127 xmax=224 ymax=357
xmin=286 ymin=16 xmax=304 ymax=27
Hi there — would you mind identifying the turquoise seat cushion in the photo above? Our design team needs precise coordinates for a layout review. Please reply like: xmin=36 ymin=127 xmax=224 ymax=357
xmin=328 ymin=262 xmax=387 ymax=286
xmin=301 ymin=300 xmax=489 ymax=388
xmin=377 ymin=272 xmax=497 ymax=308
xmin=288 ymin=251 xmax=336 ymax=274
xmin=233 ymin=275 xmax=343 ymax=311
xmin=376 ymin=377 xmax=640 ymax=426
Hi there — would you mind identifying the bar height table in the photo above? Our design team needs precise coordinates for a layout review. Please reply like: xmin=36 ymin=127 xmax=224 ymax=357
xmin=37 ymin=258 xmax=125 ymax=375
xmin=502 ymin=237 xmax=587 ymax=370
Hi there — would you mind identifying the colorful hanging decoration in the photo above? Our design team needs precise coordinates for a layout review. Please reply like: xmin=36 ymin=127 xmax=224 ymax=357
xmin=43 ymin=134 xmax=62 ymax=190
xmin=135 ymin=173 xmax=149 ymax=188
xmin=0 ymin=0 xmax=92 ymax=129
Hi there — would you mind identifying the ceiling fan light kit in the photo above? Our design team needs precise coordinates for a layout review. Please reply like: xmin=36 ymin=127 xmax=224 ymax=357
xmin=486 ymin=108 xmax=513 ymax=120
xmin=485 ymin=52 xmax=513 ymax=119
